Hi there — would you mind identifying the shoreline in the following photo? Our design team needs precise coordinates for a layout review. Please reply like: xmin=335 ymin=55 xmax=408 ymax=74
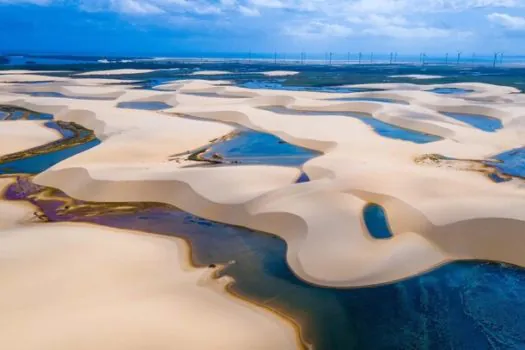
xmin=0 ymin=176 xmax=304 ymax=350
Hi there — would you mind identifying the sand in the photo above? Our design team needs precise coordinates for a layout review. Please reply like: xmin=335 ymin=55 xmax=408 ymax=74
xmin=390 ymin=74 xmax=444 ymax=80
xmin=191 ymin=70 xmax=232 ymax=76
xmin=260 ymin=71 xmax=299 ymax=77
xmin=0 ymin=178 xmax=34 ymax=230
xmin=0 ymin=121 xmax=60 ymax=157
xmin=0 ymin=223 xmax=299 ymax=350
xmin=76 ymin=69 xmax=156 ymax=76
xmin=0 ymin=70 xmax=71 ymax=75
xmin=1 ymin=74 xmax=524 ymax=293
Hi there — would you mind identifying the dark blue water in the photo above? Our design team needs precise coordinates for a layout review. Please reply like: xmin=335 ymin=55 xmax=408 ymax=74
xmin=5 ymin=56 xmax=93 ymax=66
xmin=0 ymin=107 xmax=53 ymax=120
xmin=241 ymin=80 xmax=367 ymax=93
xmin=117 ymin=101 xmax=172 ymax=110
xmin=429 ymin=88 xmax=473 ymax=95
xmin=363 ymin=204 xmax=393 ymax=239
xmin=0 ymin=122 xmax=100 ymax=175
xmin=443 ymin=112 xmax=502 ymax=132
xmin=485 ymin=148 xmax=525 ymax=178
xmin=296 ymin=172 xmax=311 ymax=183
xmin=203 ymin=130 xmax=319 ymax=167
xmin=261 ymin=106 xmax=441 ymax=144
xmin=83 ymin=201 xmax=525 ymax=350
xmin=28 ymin=92 xmax=66 ymax=98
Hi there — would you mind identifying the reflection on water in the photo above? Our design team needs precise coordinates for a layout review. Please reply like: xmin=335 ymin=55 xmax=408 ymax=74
xmin=485 ymin=148 xmax=525 ymax=179
xmin=5 ymin=177 xmax=525 ymax=350
xmin=0 ymin=121 xmax=100 ymax=174
xmin=241 ymin=81 xmax=367 ymax=93
xmin=261 ymin=106 xmax=441 ymax=144
xmin=363 ymin=204 xmax=393 ymax=239
xmin=442 ymin=112 xmax=503 ymax=132
xmin=117 ymin=101 xmax=172 ymax=110
xmin=197 ymin=130 xmax=320 ymax=167
xmin=428 ymin=87 xmax=473 ymax=95
xmin=0 ymin=105 xmax=53 ymax=120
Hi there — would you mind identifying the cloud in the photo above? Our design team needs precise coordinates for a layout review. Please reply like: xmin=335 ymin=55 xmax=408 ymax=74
xmin=488 ymin=12 xmax=525 ymax=30
xmin=110 ymin=0 xmax=165 ymax=15
xmin=238 ymin=5 xmax=259 ymax=16
xmin=284 ymin=20 xmax=353 ymax=38
xmin=0 ymin=0 xmax=52 ymax=4
xmin=358 ymin=14 xmax=472 ymax=39
xmin=0 ymin=0 xmax=520 ymax=49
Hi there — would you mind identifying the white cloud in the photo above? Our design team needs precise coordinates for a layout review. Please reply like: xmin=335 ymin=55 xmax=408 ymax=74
xmin=358 ymin=14 xmax=471 ymax=39
xmin=284 ymin=20 xmax=353 ymax=38
xmin=488 ymin=12 xmax=525 ymax=30
xmin=220 ymin=0 xmax=236 ymax=7
xmin=110 ymin=0 xmax=164 ymax=15
xmin=248 ymin=0 xmax=285 ymax=8
xmin=238 ymin=5 xmax=259 ymax=16
xmin=0 ymin=0 xmax=52 ymax=4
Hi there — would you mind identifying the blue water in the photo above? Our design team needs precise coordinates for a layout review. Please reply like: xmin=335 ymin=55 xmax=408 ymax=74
xmin=4 ymin=56 xmax=94 ymax=66
xmin=117 ymin=101 xmax=172 ymax=110
xmin=296 ymin=172 xmax=311 ymax=183
xmin=0 ymin=122 xmax=100 ymax=175
xmin=429 ymin=88 xmax=473 ymax=95
xmin=28 ymin=92 xmax=66 ymax=98
xmin=105 ymin=201 xmax=525 ymax=350
xmin=363 ymin=204 xmax=393 ymax=239
xmin=485 ymin=148 xmax=525 ymax=178
xmin=241 ymin=81 xmax=367 ymax=93
xmin=261 ymin=106 xmax=441 ymax=144
xmin=0 ymin=107 xmax=53 ymax=120
xmin=204 ymin=130 xmax=319 ymax=167
xmin=442 ymin=112 xmax=503 ymax=132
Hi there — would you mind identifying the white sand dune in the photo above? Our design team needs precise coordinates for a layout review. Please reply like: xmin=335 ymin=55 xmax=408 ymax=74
xmin=0 ymin=74 xmax=70 ymax=83
xmin=191 ymin=70 xmax=232 ymax=76
xmin=0 ymin=178 xmax=34 ymax=230
xmin=76 ymin=69 xmax=156 ymax=76
xmin=0 ymin=70 xmax=71 ymax=75
xmin=0 ymin=223 xmax=299 ymax=350
xmin=1 ymin=74 xmax=525 ymax=347
xmin=260 ymin=71 xmax=299 ymax=77
xmin=390 ymin=74 xmax=444 ymax=80
xmin=0 ymin=121 xmax=60 ymax=157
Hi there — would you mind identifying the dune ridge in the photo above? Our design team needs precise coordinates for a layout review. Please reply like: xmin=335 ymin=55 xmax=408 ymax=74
xmin=0 ymin=73 xmax=524 ymax=289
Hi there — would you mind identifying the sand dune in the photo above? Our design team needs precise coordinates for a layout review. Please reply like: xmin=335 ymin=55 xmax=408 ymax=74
xmin=390 ymin=74 xmax=444 ymax=79
xmin=0 ymin=178 xmax=34 ymax=230
xmin=1 ymin=76 xmax=524 ymax=292
xmin=260 ymin=71 xmax=299 ymax=77
xmin=0 ymin=121 xmax=60 ymax=157
xmin=0 ymin=223 xmax=299 ymax=350
xmin=191 ymin=70 xmax=232 ymax=76
xmin=76 ymin=69 xmax=157 ymax=76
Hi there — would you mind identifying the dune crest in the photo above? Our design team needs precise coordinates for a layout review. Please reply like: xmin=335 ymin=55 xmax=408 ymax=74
xmin=1 ymin=75 xmax=524 ymax=290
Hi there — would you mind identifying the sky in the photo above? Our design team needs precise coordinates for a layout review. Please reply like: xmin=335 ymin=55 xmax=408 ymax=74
xmin=2 ymin=0 xmax=525 ymax=56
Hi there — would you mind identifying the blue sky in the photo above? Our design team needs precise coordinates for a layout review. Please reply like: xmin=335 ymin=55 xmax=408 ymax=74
xmin=2 ymin=0 xmax=525 ymax=56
